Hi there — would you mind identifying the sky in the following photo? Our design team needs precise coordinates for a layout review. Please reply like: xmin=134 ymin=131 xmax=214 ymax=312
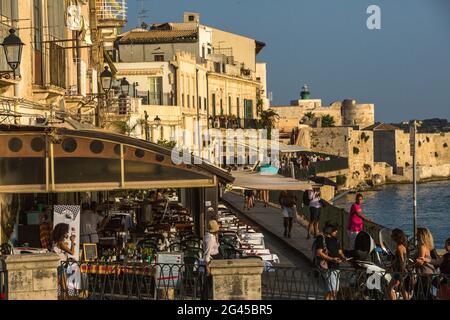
xmin=124 ymin=0 xmax=450 ymax=122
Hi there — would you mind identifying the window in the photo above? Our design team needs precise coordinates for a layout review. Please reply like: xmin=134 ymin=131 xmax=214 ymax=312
xmin=149 ymin=77 xmax=163 ymax=105
xmin=47 ymin=0 xmax=65 ymax=40
xmin=182 ymin=94 xmax=185 ymax=107
xmin=204 ymin=98 xmax=207 ymax=111
xmin=237 ymin=97 xmax=240 ymax=118
xmin=207 ymin=48 xmax=212 ymax=55
xmin=198 ymin=97 xmax=202 ymax=109
xmin=214 ymin=62 xmax=221 ymax=73
xmin=49 ymin=43 xmax=66 ymax=88
xmin=202 ymin=46 xmax=205 ymax=58
xmin=188 ymin=15 xmax=195 ymax=22
xmin=228 ymin=96 xmax=232 ymax=115
xmin=220 ymin=99 xmax=223 ymax=115
xmin=187 ymin=95 xmax=190 ymax=108
xmin=33 ymin=0 xmax=43 ymax=85
xmin=0 ymin=0 xmax=16 ymax=20
xmin=154 ymin=55 xmax=164 ymax=62
xmin=193 ymin=96 xmax=195 ymax=108
xmin=212 ymin=94 xmax=216 ymax=116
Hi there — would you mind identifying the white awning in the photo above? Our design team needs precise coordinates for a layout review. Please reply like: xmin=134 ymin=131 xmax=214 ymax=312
xmin=231 ymin=171 xmax=313 ymax=191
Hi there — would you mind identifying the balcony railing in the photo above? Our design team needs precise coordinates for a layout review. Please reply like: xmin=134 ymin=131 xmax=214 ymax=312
xmin=135 ymin=91 xmax=175 ymax=106
xmin=96 ymin=0 xmax=127 ymax=21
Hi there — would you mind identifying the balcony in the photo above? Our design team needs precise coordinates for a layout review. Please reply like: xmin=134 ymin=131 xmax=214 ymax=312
xmin=96 ymin=0 xmax=127 ymax=23
xmin=135 ymin=91 xmax=175 ymax=106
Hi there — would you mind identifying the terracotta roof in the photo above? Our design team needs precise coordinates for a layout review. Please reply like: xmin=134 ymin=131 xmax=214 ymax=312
xmin=118 ymin=29 xmax=198 ymax=44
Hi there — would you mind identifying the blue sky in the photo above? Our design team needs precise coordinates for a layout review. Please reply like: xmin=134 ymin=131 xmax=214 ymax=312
xmin=124 ymin=0 xmax=450 ymax=122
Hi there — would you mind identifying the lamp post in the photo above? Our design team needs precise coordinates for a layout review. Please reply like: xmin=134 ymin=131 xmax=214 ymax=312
xmin=0 ymin=29 xmax=24 ymax=80
xmin=143 ymin=113 xmax=162 ymax=142
xmin=95 ymin=66 xmax=115 ymax=127
xmin=120 ymin=77 xmax=130 ymax=97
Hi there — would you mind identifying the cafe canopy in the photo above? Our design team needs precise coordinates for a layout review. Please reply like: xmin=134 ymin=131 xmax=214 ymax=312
xmin=0 ymin=124 xmax=234 ymax=193
xmin=231 ymin=171 xmax=313 ymax=191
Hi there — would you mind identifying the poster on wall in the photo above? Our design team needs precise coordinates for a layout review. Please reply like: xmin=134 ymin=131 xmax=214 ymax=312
xmin=53 ymin=205 xmax=81 ymax=261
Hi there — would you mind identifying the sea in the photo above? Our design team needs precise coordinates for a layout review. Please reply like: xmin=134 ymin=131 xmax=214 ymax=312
xmin=333 ymin=180 xmax=450 ymax=249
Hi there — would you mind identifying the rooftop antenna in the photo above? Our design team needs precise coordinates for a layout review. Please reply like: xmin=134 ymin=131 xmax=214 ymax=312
xmin=138 ymin=0 xmax=150 ymax=28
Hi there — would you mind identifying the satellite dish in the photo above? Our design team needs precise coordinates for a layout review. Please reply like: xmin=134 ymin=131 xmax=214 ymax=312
xmin=66 ymin=4 xmax=83 ymax=31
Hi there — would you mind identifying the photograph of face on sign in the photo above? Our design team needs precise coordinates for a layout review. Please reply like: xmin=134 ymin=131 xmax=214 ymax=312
xmin=53 ymin=205 xmax=81 ymax=261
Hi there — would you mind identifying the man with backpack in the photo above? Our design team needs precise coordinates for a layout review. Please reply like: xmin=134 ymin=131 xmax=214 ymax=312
xmin=313 ymin=221 xmax=347 ymax=300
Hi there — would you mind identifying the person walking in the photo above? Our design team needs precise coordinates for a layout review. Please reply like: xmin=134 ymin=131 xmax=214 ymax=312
xmin=387 ymin=229 xmax=411 ymax=300
xmin=347 ymin=194 xmax=372 ymax=250
xmin=260 ymin=190 xmax=270 ymax=208
xmin=52 ymin=223 xmax=76 ymax=299
xmin=279 ymin=191 xmax=297 ymax=238
xmin=314 ymin=221 xmax=347 ymax=300
xmin=244 ymin=189 xmax=254 ymax=211
xmin=307 ymin=188 xmax=322 ymax=240
xmin=414 ymin=227 xmax=436 ymax=300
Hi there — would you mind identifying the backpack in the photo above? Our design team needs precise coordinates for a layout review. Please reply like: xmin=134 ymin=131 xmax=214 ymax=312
xmin=302 ymin=191 xmax=311 ymax=207
xmin=311 ymin=235 xmax=328 ymax=270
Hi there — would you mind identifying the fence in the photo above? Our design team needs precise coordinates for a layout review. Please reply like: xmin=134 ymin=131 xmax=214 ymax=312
xmin=263 ymin=266 xmax=450 ymax=300
xmin=57 ymin=261 xmax=205 ymax=300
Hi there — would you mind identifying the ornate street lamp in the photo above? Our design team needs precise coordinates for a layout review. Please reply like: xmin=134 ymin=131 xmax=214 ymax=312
xmin=100 ymin=66 xmax=114 ymax=94
xmin=120 ymin=77 xmax=130 ymax=97
xmin=0 ymin=29 xmax=24 ymax=79
xmin=154 ymin=115 xmax=161 ymax=127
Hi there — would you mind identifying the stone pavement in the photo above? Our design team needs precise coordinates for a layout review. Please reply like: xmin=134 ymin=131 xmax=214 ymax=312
xmin=222 ymin=192 xmax=315 ymax=265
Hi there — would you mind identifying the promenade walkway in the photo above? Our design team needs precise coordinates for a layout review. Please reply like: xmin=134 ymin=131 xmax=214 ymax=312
xmin=222 ymin=192 xmax=315 ymax=265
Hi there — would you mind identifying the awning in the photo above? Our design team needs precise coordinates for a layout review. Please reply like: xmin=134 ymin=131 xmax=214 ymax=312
xmin=231 ymin=171 xmax=313 ymax=191
xmin=0 ymin=124 xmax=233 ymax=193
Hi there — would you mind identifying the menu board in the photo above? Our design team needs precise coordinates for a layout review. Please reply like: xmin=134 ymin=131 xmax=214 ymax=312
xmin=155 ymin=253 xmax=183 ymax=287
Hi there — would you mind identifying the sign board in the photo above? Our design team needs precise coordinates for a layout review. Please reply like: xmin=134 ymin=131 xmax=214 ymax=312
xmin=154 ymin=252 xmax=183 ymax=287
xmin=53 ymin=205 xmax=81 ymax=261
xmin=83 ymin=243 xmax=98 ymax=262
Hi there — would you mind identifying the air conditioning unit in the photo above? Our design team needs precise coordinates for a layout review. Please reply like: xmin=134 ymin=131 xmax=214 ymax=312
xmin=35 ymin=117 xmax=48 ymax=126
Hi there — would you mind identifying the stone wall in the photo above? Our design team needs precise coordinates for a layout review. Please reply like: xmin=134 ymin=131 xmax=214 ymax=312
xmin=309 ymin=127 xmax=375 ymax=187
xmin=273 ymin=103 xmax=343 ymax=133
xmin=4 ymin=254 xmax=60 ymax=300
xmin=210 ymin=259 xmax=264 ymax=300
xmin=393 ymin=131 xmax=450 ymax=177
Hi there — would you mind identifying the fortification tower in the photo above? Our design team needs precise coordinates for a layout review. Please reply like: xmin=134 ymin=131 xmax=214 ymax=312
xmin=342 ymin=99 xmax=375 ymax=128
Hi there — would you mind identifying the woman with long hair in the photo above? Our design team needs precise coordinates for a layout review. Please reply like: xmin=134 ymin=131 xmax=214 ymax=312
xmin=414 ymin=227 xmax=436 ymax=300
xmin=387 ymin=228 xmax=411 ymax=300
xmin=52 ymin=223 xmax=76 ymax=300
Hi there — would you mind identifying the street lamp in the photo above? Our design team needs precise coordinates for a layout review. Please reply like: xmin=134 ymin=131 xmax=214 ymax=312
xmin=154 ymin=115 xmax=161 ymax=127
xmin=120 ymin=77 xmax=130 ymax=97
xmin=100 ymin=66 xmax=114 ymax=94
xmin=0 ymin=28 xmax=24 ymax=79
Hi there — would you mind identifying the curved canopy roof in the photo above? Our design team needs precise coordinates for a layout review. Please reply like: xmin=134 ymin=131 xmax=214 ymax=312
xmin=0 ymin=125 xmax=233 ymax=193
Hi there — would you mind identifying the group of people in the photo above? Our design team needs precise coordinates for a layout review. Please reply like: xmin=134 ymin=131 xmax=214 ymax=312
xmin=243 ymin=189 xmax=270 ymax=210
xmin=308 ymin=193 xmax=450 ymax=300
xmin=38 ymin=201 xmax=107 ymax=263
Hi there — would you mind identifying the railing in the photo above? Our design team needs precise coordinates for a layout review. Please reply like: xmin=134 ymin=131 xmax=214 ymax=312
xmin=96 ymin=0 xmax=127 ymax=21
xmin=263 ymin=266 xmax=450 ymax=300
xmin=57 ymin=261 xmax=205 ymax=300
xmin=136 ymin=92 xmax=175 ymax=106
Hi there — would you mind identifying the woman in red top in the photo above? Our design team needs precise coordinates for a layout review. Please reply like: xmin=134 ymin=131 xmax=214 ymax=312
xmin=347 ymin=194 xmax=372 ymax=250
